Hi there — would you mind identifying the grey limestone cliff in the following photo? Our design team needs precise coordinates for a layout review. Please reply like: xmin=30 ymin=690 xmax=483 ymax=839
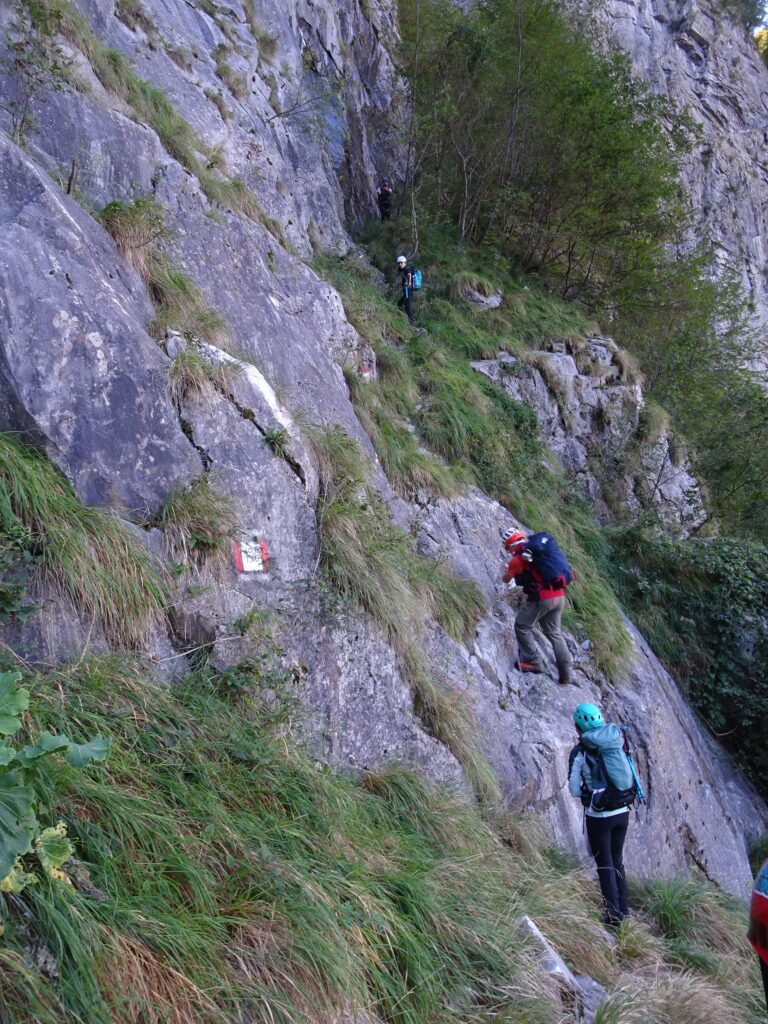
xmin=0 ymin=0 xmax=765 ymax=904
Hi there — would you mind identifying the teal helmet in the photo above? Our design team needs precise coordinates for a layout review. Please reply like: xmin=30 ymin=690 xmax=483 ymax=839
xmin=573 ymin=703 xmax=604 ymax=733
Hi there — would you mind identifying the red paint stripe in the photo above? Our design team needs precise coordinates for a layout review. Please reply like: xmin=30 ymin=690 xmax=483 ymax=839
xmin=232 ymin=542 xmax=244 ymax=573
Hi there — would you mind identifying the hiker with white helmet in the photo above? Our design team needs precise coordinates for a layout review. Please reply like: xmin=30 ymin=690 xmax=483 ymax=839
xmin=501 ymin=527 xmax=574 ymax=685
xmin=568 ymin=703 xmax=643 ymax=927
xmin=396 ymin=254 xmax=415 ymax=323
xmin=377 ymin=175 xmax=394 ymax=221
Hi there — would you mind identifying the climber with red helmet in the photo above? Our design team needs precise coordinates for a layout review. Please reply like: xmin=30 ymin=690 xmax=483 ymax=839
xmin=501 ymin=527 xmax=573 ymax=685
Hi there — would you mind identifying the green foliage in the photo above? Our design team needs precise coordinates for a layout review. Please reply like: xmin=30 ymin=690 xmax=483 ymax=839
xmin=315 ymin=228 xmax=631 ymax=675
xmin=0 ymin=435 xmax=167 ymax=647
xmin=0 ymin=0 xmax=71 ymax=147
xmin=0 ymin=656 xmax=757 ymax=1021
xmin=400 ymin=0 xmax=695 ymax=303
xmin=157 ymin=475 xmax=240 ymax=572
xmin=0 ymin=671 xmax=109 ymax=894
xmin=599 ymin=526 xmax=768 ymax=795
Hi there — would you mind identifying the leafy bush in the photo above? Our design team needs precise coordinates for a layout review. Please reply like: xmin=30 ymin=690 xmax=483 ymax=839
xmin=399 ymin=0 xmax=694 ymax=303
xmin=601 ymin=526 xmax=768 ymax=794
xmin=0 ymin=671 xmax=109 ymax=900
xmin=0 ymin=435 xmax=167 ymax=647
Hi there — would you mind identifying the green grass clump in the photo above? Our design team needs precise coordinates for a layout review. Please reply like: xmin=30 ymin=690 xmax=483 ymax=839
xmin=0 ymin=655 xmax=759 ymax=1022
xmin=98 ymin=196 xmax=227 ymax=342
xmin=310 ymin=426 xmax=495 ymax=799
xmin=0 ymin=436 xmax=166 ymax=647
xmin=315 ymin=224 xmax=632 ymax=675
xmin=166 ymin=347 xmax=243 ymax=409
xmin=156 ymin=475 xmax=240 ymax=572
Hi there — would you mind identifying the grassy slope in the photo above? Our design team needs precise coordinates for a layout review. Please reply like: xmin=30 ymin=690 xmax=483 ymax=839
xmin=0 ymin=655 xmax=761 ymax=1024
xmin=315 ymin=222 xmax=631 ymax=676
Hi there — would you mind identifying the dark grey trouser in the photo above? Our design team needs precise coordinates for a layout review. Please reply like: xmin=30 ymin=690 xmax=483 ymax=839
xmin=514 ymin=595 xmax=572 ymax=678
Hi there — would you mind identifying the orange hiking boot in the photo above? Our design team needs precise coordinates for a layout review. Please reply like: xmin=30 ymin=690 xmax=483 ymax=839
xmin=514 ymin=660 xmax=540 ymax=674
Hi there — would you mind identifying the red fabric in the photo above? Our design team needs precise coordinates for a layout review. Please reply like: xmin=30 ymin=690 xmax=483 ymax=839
xmin=749 ymin=860 xmax=768 ymax=965
xmin=503 ymin=555 xmax=565 ymax=599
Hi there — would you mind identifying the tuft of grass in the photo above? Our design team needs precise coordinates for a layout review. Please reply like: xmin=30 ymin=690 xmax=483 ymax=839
xmin=97 ymin=196 xmax=165 ymax=280
xmin=115 ymin=0 xmax=159 ymax=45
xmin=615 ymin=348 xmax=644 ymax=386
xmin=450 ymin=268 xmax=501 ymax=302
xmin=166 ymin=347 xmax=243 ymax=409
xmin=261 ymin=426 xmax=291 ymax=461
xmin=98 ymin=196 xmax=227 ymax=342
xmin=0 ymin=435 xmax=167 ymax=647
xmin=157 ymin=475 xmax=240 ymax=572
xmin=639 ymin=399 xmax=671 ymax=444
xmin=310 ymin=426 xmax=495 ymax=800
xmin=213 ymin=43 xmax=247 ymax=100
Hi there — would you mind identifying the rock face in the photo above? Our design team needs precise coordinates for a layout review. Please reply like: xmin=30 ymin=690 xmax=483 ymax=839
xmin=595 ymin=0 xmax=768 ymax=347
xmin=472 ymin=339 xmax=705 ymax=532
xmin=0 ymin=0 xmax=764 ymax=904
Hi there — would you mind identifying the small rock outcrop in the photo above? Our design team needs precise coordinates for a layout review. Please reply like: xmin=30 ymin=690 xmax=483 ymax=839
xmin=472 ymin=338 xmax=705 ymax=532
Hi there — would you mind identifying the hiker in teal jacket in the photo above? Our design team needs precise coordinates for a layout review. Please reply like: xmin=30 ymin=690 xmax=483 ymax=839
xmin=569 ymin=703 xmax=635 ymax=926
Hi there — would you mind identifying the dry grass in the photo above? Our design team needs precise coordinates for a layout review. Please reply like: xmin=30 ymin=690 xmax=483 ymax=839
xmin=157 ymin=475 xmax=241 ymax=573
xmin=97 ymin=930 xmax=226 ymax=1024
xmin=615 ymin=348 xmax=644 ymax=386
xmin=166 ymin=347 xmax=244 ymax=409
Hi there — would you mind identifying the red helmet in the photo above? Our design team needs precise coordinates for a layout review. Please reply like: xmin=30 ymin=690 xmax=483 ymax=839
xmin=502 ymin=529 xmax=526 ymax=552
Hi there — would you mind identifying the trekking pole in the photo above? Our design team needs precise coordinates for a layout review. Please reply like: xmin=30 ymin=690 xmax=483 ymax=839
xmin=627 ymin=753 xmax=646 ymax=805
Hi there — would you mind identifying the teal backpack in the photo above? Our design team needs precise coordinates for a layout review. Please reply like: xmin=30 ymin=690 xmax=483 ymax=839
xmin=412 ymin=268 xmax=423 ymax=290
xmin=579 ymin=724 xmax=642 ymax=811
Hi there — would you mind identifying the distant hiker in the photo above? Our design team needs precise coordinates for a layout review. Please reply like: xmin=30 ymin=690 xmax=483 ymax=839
xmin=749 ymin=858 xmax=768 ymax=1016
xmin=501 ymin=528 xmax=573 ymax=685
xmin=569 ymin=703 xmax=640 ymax=927
xmin=377 ymin=175 xmax=394 ymax=221
xmin=397 ymin=254 xmax=415 ymax=324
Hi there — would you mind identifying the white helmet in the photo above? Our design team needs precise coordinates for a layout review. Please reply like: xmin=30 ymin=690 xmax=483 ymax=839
xmin=396 ymin=255 xmax=407 ymax=266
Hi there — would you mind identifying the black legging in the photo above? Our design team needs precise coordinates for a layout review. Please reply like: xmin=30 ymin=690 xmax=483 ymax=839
xmin=586 ymin=811 xmax=629 ymax=924
xmin=398 ymin=290 xmax=414 ymax=322
xmin=760 ymin=956 xmax=768 ymax=1020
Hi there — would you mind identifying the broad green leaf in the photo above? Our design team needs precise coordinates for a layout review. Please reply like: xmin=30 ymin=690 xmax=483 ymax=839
xmin=0 ymin=746 xmax=16 ymax=767
xmin=65 ymin=735 xmax=111 ymax=769
xmin=36 ymin=822 xmax=73 ymax=882
xmin=0 ymin=771 xmax=36 ymax=879
xmin=0 ymin=672 xmax=29 ymax=737
xmin=17 ymin=731 xmax=70 ymax=764
xmin=0 ymin=857 xmax=37 ymax=893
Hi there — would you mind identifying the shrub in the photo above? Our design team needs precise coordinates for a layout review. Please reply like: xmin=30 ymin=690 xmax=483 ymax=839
xmin=0 ymin=435 xmax=167 ymax=647
xmin=600 ymin=527 xmax=768 ymax=795
xmin=157 ymin=475 xmax=240 ymax=572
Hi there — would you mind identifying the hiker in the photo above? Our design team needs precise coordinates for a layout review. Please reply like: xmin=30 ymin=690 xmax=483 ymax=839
xmin=569 ymin=703 xmax=638 ymax=927
xmin=501 ymin=528 xmax=573 ymax=685
xmin=377 ymin=175 xmax=394 ymax=221
xmin=749 ymin=858 xmax=768 ymax=1016
xmin=397 ymin=254 xmax=415 ymax=323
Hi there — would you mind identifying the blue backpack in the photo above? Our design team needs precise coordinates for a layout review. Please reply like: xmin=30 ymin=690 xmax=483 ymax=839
xmin=525 ymin=532 xmax=574 ymax=593
xmin=412 ymin=269 xmax=423 ymax=290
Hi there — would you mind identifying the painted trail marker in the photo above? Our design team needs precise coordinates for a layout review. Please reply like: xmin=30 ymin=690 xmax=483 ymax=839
xmin=233 ymin=535 xmax=270 ymax=573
